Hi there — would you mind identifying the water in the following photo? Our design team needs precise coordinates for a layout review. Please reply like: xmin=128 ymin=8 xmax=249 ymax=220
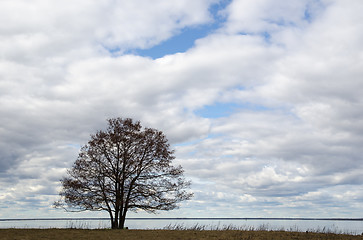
xmin=1 ymin=218 xmax=363 ymax=235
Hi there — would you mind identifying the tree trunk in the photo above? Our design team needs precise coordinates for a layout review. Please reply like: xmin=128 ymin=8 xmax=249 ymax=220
xmin=120 ymin=215 xmax=126 ymax=229
xmin=111 ymin=220 xmax=116 ymax=229
xmin=109 ymin=211 xmax=116 ymax=229
xmin=118 ymin=207 xmax=128 ymax=229
xmin=114 ymin=209 xmax=119 ymax=229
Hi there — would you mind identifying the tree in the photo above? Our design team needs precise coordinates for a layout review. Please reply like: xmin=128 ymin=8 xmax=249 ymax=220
xmin=54 ymin=118 xmax=193 ymax=229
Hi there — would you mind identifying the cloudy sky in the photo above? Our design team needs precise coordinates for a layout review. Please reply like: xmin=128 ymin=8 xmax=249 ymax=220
xmin=1 ymin=0 xmax=363 ymax=219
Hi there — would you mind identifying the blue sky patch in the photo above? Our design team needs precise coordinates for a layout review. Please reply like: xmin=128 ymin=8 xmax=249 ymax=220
xmin=130 ymin=25 xmax=216 ymax=59
xmin=304 ymin=9 xmax=312 ymax=22
xmin=195 ymin=102 xmax=269 ymax=118
xmin=128 ymin=0 xmax=232 ymax=59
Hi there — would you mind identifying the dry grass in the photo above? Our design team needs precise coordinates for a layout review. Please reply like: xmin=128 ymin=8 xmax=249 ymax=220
xmin=1 ymin=229 xmax=363 ymax=240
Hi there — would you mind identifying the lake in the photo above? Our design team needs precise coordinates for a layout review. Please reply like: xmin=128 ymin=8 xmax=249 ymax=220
xmin=1 ymin=218 xmax=363 ymax=235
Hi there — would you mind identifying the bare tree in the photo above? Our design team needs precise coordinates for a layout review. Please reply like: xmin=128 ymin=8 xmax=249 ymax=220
xmin=54 ymin=118 xmax=193 ymax=229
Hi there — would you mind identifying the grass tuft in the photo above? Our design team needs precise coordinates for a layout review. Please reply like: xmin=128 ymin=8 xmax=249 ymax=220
xmin=162 ymin=223 xmax=361 ymax=235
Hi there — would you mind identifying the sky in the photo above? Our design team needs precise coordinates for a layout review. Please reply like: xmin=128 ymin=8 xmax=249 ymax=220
xmin=1 ymin=0 xmax=363 ymax=219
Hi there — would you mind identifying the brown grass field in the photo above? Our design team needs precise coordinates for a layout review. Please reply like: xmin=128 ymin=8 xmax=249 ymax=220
xmin=1 ymin=229 xmax=363 ymax=240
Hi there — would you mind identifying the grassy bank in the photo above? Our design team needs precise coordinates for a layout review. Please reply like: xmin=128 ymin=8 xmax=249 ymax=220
xmin=1 ymin=229 xmax=363 ymax=240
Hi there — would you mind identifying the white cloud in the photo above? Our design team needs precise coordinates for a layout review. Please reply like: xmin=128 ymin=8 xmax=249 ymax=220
xmin=173 ymin=0 xmax=363 ymax=217
xmin=1 ymin=0 xmax=363 ymax=219
xmin=0 ymin=0 xmax=215 ymax=62
xmin=222 ymin=0 xmax=322 ymax=35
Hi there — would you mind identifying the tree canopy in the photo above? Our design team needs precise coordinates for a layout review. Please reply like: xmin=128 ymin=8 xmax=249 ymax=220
xmin=55 ymin=118 xmax=193 ymax=229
